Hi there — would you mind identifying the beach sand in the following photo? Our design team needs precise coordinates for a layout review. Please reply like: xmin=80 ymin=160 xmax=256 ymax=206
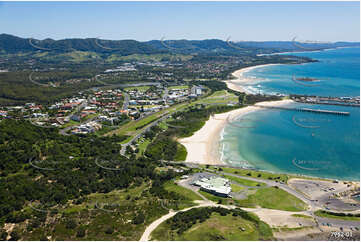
xmin=224 ymin=64 xmax=280 ymax=94
xmin=178 ymin=99 xmax=294 ymax=165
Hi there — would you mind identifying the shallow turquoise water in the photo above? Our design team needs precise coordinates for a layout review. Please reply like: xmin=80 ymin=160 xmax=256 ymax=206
xmin=242 ymin=47 xmax=360 ymax=97
xmin=221 ymin=47 xmax=360 ymax=180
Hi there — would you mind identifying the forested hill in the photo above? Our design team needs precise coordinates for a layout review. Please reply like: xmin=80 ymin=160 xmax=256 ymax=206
xmin=0 ymin=34 xmax=166 ymax=55
xmin=0 ymin=33 xmax=359 ymax=56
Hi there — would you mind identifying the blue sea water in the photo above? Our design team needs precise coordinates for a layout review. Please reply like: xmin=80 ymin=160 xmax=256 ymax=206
xmin=221 ymin=47 xmax=360 ymax=180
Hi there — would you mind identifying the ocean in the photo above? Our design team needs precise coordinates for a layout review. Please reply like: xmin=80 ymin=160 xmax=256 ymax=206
xmin=221 ymin=47 xmax=360 ymax=180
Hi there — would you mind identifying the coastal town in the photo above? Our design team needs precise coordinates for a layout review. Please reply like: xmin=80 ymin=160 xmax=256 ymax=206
xmin=0 ymin=1 xmax=360 ymax=240
xmin=0 ymin=83 xmax=205 ymax=136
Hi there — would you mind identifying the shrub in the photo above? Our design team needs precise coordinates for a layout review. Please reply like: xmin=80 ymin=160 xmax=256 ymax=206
xmin=65 ymin=219 xmax=77 ymax=229
xmin=76 ymin=227 xmax=86 ymax=238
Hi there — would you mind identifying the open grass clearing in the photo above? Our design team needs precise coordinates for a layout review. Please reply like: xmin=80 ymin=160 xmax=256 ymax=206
xmin=163 ymin=181 xmax=203 ymax=202
xmin=224 ymin=175 xmax=266 ymax=187
xmin=206 ymin=166 xmax=289 ymax=183
xmin=235 ymin=187 xmax=308 ymax=212
xmin=314 ymin=210 xmax=360 ymax=221
xmin=231 ymin=183 xmax=245 ymax=192
xmin=168 ymin=85 xmax=189 ymax=90
xmin=124 ymin=86 xmax=150 ymax=92
xmin=151 ymin=211 xmax=273 ymax=241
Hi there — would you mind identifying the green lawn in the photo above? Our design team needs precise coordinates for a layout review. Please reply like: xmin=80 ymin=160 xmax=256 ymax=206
xmin=195 ymin=90 xmax=238 ymax=105
xmin=314 ymin=210 xmax=360 ymax=221
xmin=136 ymin=138 xmax=151 ymax=158
xmin=169 ymin=85 xmax=189 ymax=90
xmin=236 ymin=187 xmax=307 ymax=212
xmin=106 ymin=101 xmax=190 ymax=140
xmin=163 ymin=181 xmax=203 ymax=202
xmin=231 ymin=184 xmax=245 ymax=192
xmin=198 ymin=191 xmax=232 ymax=205
xmin=60 ymin=120 xmax=80 ymax=128
xmin=124 ymin=86 xmax=150 ymax=92
xmin=151 ymin=212 xmax=273 ymax=241
xmin=207 ymin=166 xmax=289 ymax=183
xmin=174 ymin=143 xmax=187 ymax=161
xmin=224 ymin=175 xmax=266 ymax=187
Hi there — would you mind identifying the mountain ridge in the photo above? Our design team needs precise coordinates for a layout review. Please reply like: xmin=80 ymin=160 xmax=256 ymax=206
xmin=0 ymin=33 xmax=359 ymax=55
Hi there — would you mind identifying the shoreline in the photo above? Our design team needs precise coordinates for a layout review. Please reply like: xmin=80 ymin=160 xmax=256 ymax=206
xmin=224 ymin=63 xmax=281 ymax=94
xmin=256 ymin=45 xmax=358 ymax=56
xmin=178 ymin=99 xmax=294 ymax=166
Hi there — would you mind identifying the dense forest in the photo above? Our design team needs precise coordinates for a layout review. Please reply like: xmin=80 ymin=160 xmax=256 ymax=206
xmin=0 ymin=119 xmax=195 ymax=240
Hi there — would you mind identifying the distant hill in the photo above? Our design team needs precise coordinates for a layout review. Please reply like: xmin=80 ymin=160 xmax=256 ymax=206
xmin=233 ymin=40 xmax=359 ymax=51
xmin=0 ymin=33 xmax=359 ymax=56
xmin=0 ymin=34 xmax=167 ymax=55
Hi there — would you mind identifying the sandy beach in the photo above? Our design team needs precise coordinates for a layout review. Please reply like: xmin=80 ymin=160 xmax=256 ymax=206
xmin=178 ymin=99 xmax=294 ymax=165
xmin=224 ymin=64 xmax=281 ymax=94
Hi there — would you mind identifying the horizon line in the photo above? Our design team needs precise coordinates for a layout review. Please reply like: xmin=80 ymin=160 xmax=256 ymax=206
xmin=1 ymin=33 xmax=360 ymax=43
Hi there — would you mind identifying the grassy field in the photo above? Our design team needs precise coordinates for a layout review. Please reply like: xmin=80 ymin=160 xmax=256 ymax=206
xmin=224 ymin=175 xmax=266 ymax=187
xmin=124 ymin=86 xmax=150 ymax=92
xmin=206 ymin=166 xmax=290 ymax=183
xmin=151 ymin=212 xmax=273 ymax=241
xmin=136 ymin=138 xmax=151 ymax=158
xmin=198 ymin=191 xmax=232 ymax=205
xmin=272 ymin=226 xmax=314 ymax=232
xmin=174 ymin=143 xmax=187 ymax=161
xmin=60 ymin=120 xmax=80 ymax=128
xmin=105 ymin=95 xmax=201 ymax=142
xmin=235 ymin=187 xmax=308 ymax=211
xmin=195 ymin=90 xmax=238 ymax=105
xmin=231 ymin=183 xmax=245 ymax=192
xmin=314 ymin=210 xmax=360 ymax=221
xmin=168 ymin=85 xmax=189 ymax=90
xmin=163 ymin=181 xmax=203 ymax=202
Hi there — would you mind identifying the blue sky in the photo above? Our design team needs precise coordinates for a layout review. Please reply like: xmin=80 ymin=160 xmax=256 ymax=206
xmin=0 ymin=1 xmax=359 ymax=42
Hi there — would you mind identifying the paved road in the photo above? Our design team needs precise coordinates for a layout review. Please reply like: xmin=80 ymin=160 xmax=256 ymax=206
xmin=316 ymin=216 xmax=360 ymax=229
xmin=218 ymin=171 xmax=319 ymax=211
xmin=120 ymin=112 xmax=172 ymax=155
xmin=162 ymin=87 xmax=168 ymax=104
xmin=58 ymin=100 xmax=100 ymax=136
xmin=145 ymin=164 xmax=359 ymax=238
xmin=176 ymin=177 xmax=208 ymax=201
xmin=122 ymin=93 xmax=129 ymax=111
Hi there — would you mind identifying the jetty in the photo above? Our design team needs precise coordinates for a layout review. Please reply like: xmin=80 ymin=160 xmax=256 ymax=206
xmin=254 ymin=105 xmax=350 ymax=116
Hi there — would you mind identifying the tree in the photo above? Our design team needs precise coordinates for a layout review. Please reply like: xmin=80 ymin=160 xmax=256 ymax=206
xmin=9 ymin=231 xmax=20 ymax=241
xmin=133 ymin=212 xmax=145 ymax=224
xmin=0 ymin=230 xmax=8 ymax=240
xmin=65 ymin=219 xmax=77 ymax=229
xmin=76 ymin=227 xmax=86 ymax=238
xmin=105 ymin=227 xmax=114 ymax=234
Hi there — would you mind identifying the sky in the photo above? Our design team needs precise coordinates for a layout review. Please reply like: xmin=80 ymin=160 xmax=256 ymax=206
xmin=0 ymin=1 xmax=359 ymax=42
